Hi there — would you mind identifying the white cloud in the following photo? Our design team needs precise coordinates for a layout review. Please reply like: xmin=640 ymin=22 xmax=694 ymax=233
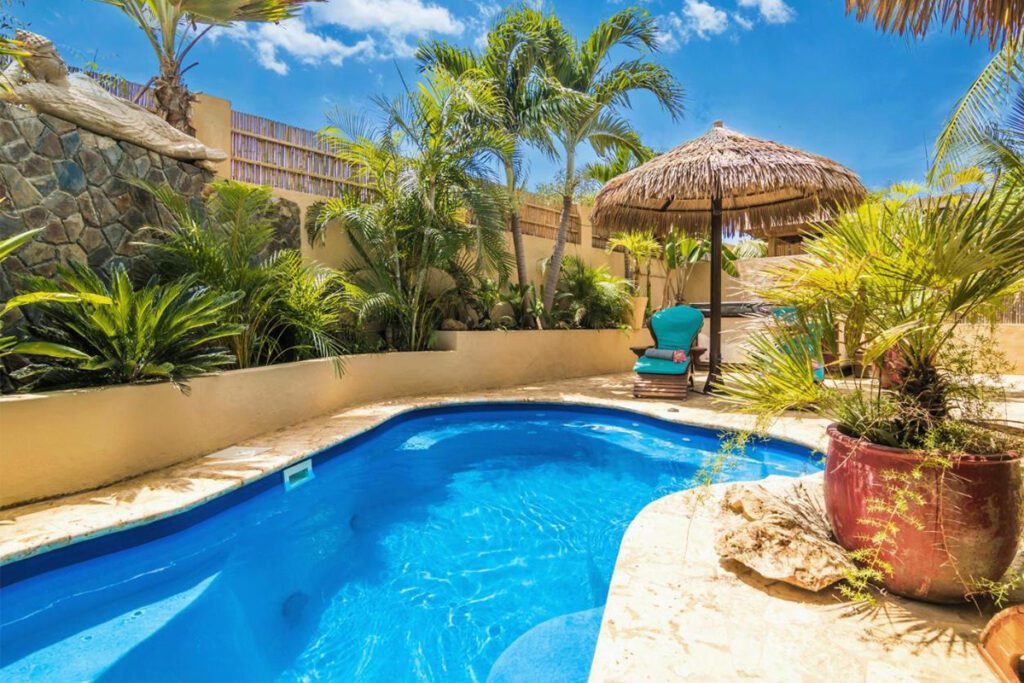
xmin=732 ymin=13 xmax=754 ymax=30
xmin=659 ymin=0 xmax=729 ymax=48
xmin=683 ymin=0 xmax=730 ymax=37
xmin=220 ymin=0 xmax=465 ymax=74
xmin=738 ymin=0 xmax=795 ymax=24
xmin=311 ymin=0 xmax=463 ymax=37
xmin=222 ymin=18 xmax=376 ymax=75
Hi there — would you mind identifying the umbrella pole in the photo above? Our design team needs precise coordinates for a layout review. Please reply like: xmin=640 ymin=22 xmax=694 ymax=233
xmin=703 ymin=197 xmax=723 ymax=394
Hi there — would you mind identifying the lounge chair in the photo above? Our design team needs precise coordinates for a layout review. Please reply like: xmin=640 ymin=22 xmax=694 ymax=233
xmin=633 ymin=305 xmax=705 ymax=400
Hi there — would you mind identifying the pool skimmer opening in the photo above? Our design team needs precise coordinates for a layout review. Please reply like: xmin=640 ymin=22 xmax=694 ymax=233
xmin=283 ymin=460 xmax=314 ymax=491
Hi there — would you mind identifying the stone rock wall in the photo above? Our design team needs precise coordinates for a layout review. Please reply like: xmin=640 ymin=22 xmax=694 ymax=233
xmin=0 ymin=102 xmax=210 ymax=297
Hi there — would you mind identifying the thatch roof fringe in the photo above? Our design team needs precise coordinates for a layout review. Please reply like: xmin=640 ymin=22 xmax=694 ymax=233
xmin=591 ymin=122 xmax=867 ymax=237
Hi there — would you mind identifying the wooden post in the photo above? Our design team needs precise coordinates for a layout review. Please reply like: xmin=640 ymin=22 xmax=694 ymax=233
xmin=704 ymin=196 xmax=723 ymax=393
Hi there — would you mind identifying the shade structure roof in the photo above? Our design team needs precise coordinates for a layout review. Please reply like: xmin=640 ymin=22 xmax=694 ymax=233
xmin=591 ymin=121 xmax=868 ymax=237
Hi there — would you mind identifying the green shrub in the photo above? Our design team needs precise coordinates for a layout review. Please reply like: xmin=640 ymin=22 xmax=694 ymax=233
xmin=14 ymin=262 xmax=243 ymax=389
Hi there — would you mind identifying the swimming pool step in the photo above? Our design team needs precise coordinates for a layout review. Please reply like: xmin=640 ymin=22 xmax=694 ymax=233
xmin=487 ymin=606 xmax=604 ymax=683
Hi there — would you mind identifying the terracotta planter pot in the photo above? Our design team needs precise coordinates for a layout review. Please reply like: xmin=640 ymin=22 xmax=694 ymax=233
xmin=824 ymin=425 xmax=1023 ymax=603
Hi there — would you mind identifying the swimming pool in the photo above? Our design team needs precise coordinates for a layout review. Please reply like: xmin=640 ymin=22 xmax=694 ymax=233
xmin=0 ymin=403 xmax=819 ymax=682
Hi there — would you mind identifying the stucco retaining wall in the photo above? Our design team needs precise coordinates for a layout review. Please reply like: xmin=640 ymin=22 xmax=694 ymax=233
xmin=0 ymin=329 xmax=650 ymax=508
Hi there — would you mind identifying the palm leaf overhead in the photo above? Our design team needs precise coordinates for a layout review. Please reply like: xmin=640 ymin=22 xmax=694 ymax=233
xmin=845 ymin=0 xmax=1024 ymax=49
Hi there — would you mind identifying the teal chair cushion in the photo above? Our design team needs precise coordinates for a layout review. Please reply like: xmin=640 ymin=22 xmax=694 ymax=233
xmin=634 ymin=355 xmax=688 ymax=376
xmin=633 ymin=305 xmax=705 ymax=376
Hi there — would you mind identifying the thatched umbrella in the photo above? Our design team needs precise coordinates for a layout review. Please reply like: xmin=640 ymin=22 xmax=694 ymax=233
xmin=592 ymin=121 xmax=867 ymax=392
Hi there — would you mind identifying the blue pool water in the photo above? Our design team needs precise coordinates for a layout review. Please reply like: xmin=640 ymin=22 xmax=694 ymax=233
xmin=0 ymin=404 xmax=819 ymax=682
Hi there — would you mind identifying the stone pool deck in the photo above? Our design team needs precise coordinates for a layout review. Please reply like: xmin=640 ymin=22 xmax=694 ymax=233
xmin=3 ymin=371 xmax=1022 ymax=681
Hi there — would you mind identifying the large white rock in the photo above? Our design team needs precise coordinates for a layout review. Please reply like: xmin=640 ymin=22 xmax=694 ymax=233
xmin=714 ymin=474 xmax=855 ymax=591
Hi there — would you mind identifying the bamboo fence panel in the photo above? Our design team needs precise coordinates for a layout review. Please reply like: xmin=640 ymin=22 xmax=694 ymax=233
xmin=230 ymin=110 xmax=361 ymax=198
xmin=517 ymin=199 xmax=580 ymax=244
xmin=999 ymin=292 xmax=1024 ymax=325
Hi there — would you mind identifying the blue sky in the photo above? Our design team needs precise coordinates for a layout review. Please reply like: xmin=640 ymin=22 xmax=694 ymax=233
xmin=13 ymin=0 xmax=991 ymax=190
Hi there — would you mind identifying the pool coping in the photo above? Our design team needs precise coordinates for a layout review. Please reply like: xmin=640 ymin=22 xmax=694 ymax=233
xmin=0 ymin=373 xmax=831 ymax=571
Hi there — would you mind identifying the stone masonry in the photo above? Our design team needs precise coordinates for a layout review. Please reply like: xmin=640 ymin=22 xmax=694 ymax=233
xmin=0 ymin=102 xmax=210 ymax=298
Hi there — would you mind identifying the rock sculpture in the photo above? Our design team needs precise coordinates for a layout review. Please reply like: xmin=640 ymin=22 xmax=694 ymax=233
xmin=1 ymin=31 xmax=226 ymax=166
xmin=714 ymin=474 xmax=855 ymax=591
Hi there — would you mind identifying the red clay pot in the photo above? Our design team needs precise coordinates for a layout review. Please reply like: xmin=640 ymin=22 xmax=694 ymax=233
xmin=824 ymin=425 xmax=1023 ymax=603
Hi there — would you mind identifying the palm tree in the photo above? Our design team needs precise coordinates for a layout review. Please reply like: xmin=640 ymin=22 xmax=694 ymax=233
xmin=844 ymin=0 xmax=1023 ymax=49
xmin=417 ymin=8 xmax=567 ymax=323
xmin=604 ymin=229 xmax=659 ymax=295
xmin=660 ymin=230 xmax=740 ymax=305
xmin=313 ymin=70 xmax=513 ymax=351
xmin=540 ymin=8 xmax=683 ymax=312
xmin=98 ymin=0 xmax=315 ymax=133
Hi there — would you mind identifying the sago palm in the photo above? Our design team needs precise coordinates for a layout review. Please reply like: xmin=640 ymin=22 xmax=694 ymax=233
xmin=540 ymin=8 xmax=683 ymax=311
xmin=14 ymin=262 xmax=244 ymax=389
xmin=98 ymin=0 xmax=317 ymax=132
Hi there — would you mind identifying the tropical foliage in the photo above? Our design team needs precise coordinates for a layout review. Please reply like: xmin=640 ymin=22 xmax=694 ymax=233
xmin=605 ymin=229 xmax=660 ymax=297
xmin=661 ymin=230 xmax=740 ymax=306
xmin=97 ymin=0 xmax=316 ymax=132
xmin=313 ymin=70 xmax=512 ymax=351
xmin=0 ymin=229 xmax=110 ymax=364
xmin=13 ymin=262 xmax=243 ymax=389
xmin=722 ymin=172 xmax=1024 ymax=451
xmin=418 ymin=7 xmax=568 ymax=303
xmin=137 ymin=179 xmax=356 ymax=367
xmin=540 ymin=7 xmax=684 ymax=311
xmin=550 ymin=256 xmax=632 ymax=329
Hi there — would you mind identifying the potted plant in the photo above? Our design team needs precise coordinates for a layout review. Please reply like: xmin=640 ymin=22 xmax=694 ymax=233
xmin=606 ymin=230 xmax=660 ymax=328
xmin=723 ymin=175 xmax=1024 ymax=603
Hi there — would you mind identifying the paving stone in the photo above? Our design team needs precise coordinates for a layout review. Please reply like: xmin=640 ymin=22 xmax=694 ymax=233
xmin=79 ymin=226 xmax=106 ymax=253
xmin=62 ymin=242 xmax=88 ymax=265
xmin=0 ymin=139 xmax=31 ymax=165
xmin=77 ymin=193 xmax=99 ymax=226
xmin=99 ymin=143 xmax=123 ymax=169
xmin=42 ymin=191 xmax=78 ymax=219
xmin=18 ymin=240 xmax=56 ymax=267
xmin=33 ymin=130 xmax=62 ymax=159
xmin=88 ymin=189 xmax=119 ymax=225
xmin=42 ymin=217 xmax=70 ymax=244
xmin=28 ymin=175 xmax=57 ymax=197
xmin=79 ymin=148 xmax=110 ymax=185
xmin=60 ymin=131 xmax=82 ymax=158
xmin=10 ymin=116 xmax=42 ymax=145
xmin=20 ymin=206 xmax=49 ymax=230
xmin=62 ymin=214 xmax=86 ymax=243
xmin=54 ymin=161 xmax=87 ymax=194
xmin=102 ymin=222 xmax=128 ymax=251
xmin=0 ymin=166 xmax=42 ymax=207
xmin=19 ymin=154 xmax=53 ymax=179
xmin=86 ymin=243 xmax=113 ymax=268
xmin=38 ymin=113 xmax=75 ymax=135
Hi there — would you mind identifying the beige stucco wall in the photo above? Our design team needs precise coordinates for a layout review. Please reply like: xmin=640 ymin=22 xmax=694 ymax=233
xmin=0 ymin=329 xmax=651 ymax=508
xmin=962 ymin=324 xmax=1024 ymax=374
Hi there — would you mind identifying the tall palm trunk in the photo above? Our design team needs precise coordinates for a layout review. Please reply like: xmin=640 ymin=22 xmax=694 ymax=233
xmin=154 ymin=60 xmax=194 ymax=135
xmin=543 ymin=152 xmax=574 ymax=311
xmin=504 ymin=162 xmax=529 ymax=288
xmin=622 ymin=250 xmax=634 ymax=289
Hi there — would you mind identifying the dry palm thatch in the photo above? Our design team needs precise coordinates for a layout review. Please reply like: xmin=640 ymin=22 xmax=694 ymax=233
xmin=591 ymin=122 xmax=867 ymax=238
xmin=846 ymin=0 xmax=1024 ymax=49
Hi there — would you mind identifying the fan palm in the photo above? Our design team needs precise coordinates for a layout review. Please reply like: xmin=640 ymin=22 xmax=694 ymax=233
xmin=97 ymin=0 xmax=318 ymax=132
xmin=540 ymin=8 xmax=683 ymax=311
xmin=313 ymin=70 xmax=513 ymax=351
xmin=723 ymin=168 xmax=1024 ymax=448
xmin=417 ymin=7 xmax=567 ymax=306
